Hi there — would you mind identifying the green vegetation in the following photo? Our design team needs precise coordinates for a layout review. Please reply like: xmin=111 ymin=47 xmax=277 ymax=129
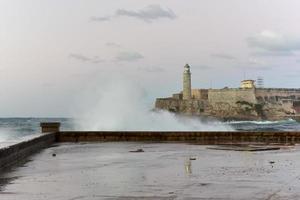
xmin=236 ymin=101 xmax=264 ymax=117
xmin=254 ymin=104 xmax=264 ymax=116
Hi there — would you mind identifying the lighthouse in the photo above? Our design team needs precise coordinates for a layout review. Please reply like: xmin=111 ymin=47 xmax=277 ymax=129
xmin=183 ymin=64 xmax=192 ymax=100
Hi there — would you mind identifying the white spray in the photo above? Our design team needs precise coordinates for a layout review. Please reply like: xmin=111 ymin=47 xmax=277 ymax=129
xmin=76 ymin=79 xmax=233 ymax=131
xmin=0 ymin=127 xmax=16 ymax=142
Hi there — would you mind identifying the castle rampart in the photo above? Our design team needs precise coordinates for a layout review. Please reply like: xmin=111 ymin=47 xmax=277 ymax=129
xmin=208 ymin=88 xmax=257 ymax=106
xmin=154 ymin=64 xmax=300 ymax=121
xmin=255 ymin=88 xmax=300 ymax=103
xmin=155 ymin=98 xmax=207 ymax=115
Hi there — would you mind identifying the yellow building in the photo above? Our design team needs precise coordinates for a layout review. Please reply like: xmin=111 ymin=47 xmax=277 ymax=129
xmin=240 ymin=80 xmax=255 ymax=89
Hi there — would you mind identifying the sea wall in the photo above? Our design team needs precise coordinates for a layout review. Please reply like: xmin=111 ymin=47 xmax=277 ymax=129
xmin=57 ymin=131 xmax=300 ymax=144
xmin=0 ymin=133 xmax=56 ymax=170
xmin=2 ymin=130 xmax=300 ymax=171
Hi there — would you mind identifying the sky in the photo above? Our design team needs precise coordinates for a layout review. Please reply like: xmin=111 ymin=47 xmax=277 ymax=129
xmin=1 ymin=0 xmax=300 ymax=117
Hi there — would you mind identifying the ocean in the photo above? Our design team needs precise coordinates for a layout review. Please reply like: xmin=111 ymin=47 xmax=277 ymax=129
xmin=0 ymin=118 xmax=300 ymax=143
xmin=0 ymin=118 xmax=75 ymax=142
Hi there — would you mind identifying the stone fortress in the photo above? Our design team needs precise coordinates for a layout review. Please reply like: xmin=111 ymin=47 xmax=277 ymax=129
xmin=155 ymin=64 xmax=300 ymax=121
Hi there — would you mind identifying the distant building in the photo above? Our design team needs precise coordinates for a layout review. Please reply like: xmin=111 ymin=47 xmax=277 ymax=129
xmin=155 ymin=64 xmax=300 ymax=121
xmin=240 ymin=80 xmax=255 ymax=89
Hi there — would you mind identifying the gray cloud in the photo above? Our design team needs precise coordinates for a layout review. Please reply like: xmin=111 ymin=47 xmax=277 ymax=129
xmin=115 ymin=51 xmax=144 ymax=62
xmin=91 ymin=56 xmax=105 ymax=64
xmin=250 ymin=51 xmax=293 ymax=57
xmin=69 ymin=54 xmax=104 ymax=64
xmin=210 ymin=53 xmax=235 ymax=60
xmin=69 ymin=54 xmax=90 ymax=62
xmin=90 ymin=16 xmax=111 ymax=22
xmin=105 ymin=42 xmax=121 ymax=48
xmin=116 ymin=4 xmax=176 ymax=22
xmin=237 ymin=59 xmax=271 ymax=71
xmin=247 ymin=30 xmax=300 ymax=56
xmin=92 ymin=5 xmax=176 ymax=23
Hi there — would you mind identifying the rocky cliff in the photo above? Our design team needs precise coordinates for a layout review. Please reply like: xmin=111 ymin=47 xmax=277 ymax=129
xmin=155 ymin=98 xmax=298 ymax=121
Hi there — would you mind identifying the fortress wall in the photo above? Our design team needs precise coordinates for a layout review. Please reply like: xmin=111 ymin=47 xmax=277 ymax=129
xmin=155 ymin=98 xmax=180 ymax=112
xmin=155 ymin=98 xmax=206 ymax=114
xmin=172 ymin=93 xmax=183 ymax=100
xmin=208 ymin=89 xmax=257 ymax=106
xmin=255 ymin=89 xmax=300 ymax=102
xmin=192 ymin=89 xmax=208 ymax=100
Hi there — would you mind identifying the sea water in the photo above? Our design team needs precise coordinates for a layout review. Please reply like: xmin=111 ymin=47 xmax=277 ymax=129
xmin=226 ymin=118 xmax=300 ymax=131
xmin=0 ymin=118 xmax=74 ymax=142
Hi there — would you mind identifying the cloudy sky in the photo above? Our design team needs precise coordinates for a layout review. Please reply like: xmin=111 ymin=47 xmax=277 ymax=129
xmin=1 ymin=0 xmax=300 ymax=117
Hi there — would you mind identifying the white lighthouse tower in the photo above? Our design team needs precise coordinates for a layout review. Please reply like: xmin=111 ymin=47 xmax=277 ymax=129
xmin=183 ymin=64 xmax=192 ymax=100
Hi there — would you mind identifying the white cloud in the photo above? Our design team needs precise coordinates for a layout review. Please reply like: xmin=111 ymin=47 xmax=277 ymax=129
xmin=69 ymin=54 xmax=104 ymax=64
xmin=247 ymin=30 xmax=300 ymax=56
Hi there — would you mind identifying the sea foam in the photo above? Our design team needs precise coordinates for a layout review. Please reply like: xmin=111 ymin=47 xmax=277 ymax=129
xmin=75 ymin=79 xmax=233 ymax=131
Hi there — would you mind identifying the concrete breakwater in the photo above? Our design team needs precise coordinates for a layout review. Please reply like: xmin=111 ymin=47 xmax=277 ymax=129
xmin=2 ymin=122 xmax=300 ymax=170
xmin=58 ymin=131 xmax=300 ymax=143
xmin=0 ymin=133 xmax=55 ymax=170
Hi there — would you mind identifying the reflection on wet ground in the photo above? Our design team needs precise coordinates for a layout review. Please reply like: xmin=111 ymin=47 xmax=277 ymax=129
xmin=0 ymin=176 xmax=19 ymax=193
xmin=184 ymin=159 xmax=192 ymax=175
xmin=1 ymin=142 xmax=300 ymax=199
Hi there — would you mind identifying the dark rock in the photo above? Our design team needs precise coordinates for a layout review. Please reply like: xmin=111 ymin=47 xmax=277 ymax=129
xmin=129 ymin=149 xmax=144 ymax=153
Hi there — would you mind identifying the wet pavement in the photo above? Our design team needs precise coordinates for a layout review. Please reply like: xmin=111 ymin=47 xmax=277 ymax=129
xmin=1 ymin=142 xmax=300 ymax=199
